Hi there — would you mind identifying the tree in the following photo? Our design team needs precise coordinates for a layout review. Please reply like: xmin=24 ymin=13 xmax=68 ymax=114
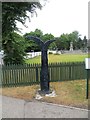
xmin=2 ymin=2 xmax=42 ymax=36
xmin=55 ymin=34 xmax=70 ymax=50
xmin=24 ymin=29 xmax=43 ymax=52
xmin=55 ymin=31 xmax=82 ymax=50
xmin=2 ymin=2 xmax=42 ymax=64
xmin=41 ymin=33 xmax=55 ymax=49
xmin=3 ymin=32 xmax=26 ymax=64
xmin=24 ymin=30 xmax=56 ymax=51
xmin=82 ymin=36 xmax=87 ymax=48
xmin=68 ymin=31 xmax=80 ymax=49
xmin=76 ymin=37 xmax=83 ymax=49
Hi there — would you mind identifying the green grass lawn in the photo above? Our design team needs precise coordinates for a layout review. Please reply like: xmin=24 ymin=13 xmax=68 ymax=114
xmin=25 ymin=54 xmax=88 ymax=64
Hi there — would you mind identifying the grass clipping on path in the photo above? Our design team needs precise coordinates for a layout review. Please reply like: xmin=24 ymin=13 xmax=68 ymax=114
xmin=0 ymin=80 xmax=88 ymax=109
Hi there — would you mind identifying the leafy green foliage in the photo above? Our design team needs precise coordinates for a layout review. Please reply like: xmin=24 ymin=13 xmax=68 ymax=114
xmin=24 ymin=29 xmax=43 ymax=52
xmin=55 ymin=31 xmax=87 ymax=50
xmin=41 ymin=33 xmax=56 ymax=49
xmin=24 ymin=29 xmax=56 ymax=51
xmin=2 ymin=2 xmax=42 ymax=64
xmin=3 ymin=32 xmax=26 ymax=64
xmin=2 ymin=2 xmax=41 ymax=36
xmin=24 ymin=29 xmax=87 ymax=52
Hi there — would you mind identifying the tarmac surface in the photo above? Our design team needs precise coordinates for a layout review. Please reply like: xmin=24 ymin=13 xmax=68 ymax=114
xmin=1 ymin=95 xmax=89 ymax=118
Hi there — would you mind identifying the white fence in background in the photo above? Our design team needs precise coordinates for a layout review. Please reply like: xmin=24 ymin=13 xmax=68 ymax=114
xmin=24 ymin=49 xmax=87 ymax=59
xmin=24 ymin=52 xmax=41 ymax=59
xmin=24 ymin=50 xmax=62 ymax=59
xmin=48 ymin=50 xmax=61 ymax=54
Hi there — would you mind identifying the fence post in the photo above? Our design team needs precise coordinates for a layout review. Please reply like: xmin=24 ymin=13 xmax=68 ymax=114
xmin=85 ymin=58 xmax=90 ymax=99
xmin=69 ymin=64 xmax=71 ymax=80
xmin=86 ymin=70 xmax=89 ymax=99
xmin=36 ymin=67 xmax=38 ymax=83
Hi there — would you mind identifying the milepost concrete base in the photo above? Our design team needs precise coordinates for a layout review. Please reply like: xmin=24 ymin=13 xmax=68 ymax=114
xmin=35 ymin=89 xmax=57 ymax=100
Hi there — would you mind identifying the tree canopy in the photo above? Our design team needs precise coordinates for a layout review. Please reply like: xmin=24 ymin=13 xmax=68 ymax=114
xmin=2 ymin=2 xmax=42 ymax=64
xmin=24 ymin=29 xmax=56 ymax=51
xmin=2 ymin=2 xmax=42 ymax=36
xmin=24 ymin=29 xmax=87 ymax=51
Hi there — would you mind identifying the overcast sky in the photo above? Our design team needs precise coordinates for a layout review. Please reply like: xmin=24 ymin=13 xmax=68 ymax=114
xmin=17 ymin=0 xmax=89 ymax=39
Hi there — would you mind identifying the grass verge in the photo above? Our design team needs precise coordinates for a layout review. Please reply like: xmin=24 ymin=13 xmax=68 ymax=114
xmin=0 ymin=80 xmax=88 ymax=109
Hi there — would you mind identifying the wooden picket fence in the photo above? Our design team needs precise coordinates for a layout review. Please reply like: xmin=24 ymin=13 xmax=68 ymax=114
xmin=0 ymin=62 xmax=86 ymax=87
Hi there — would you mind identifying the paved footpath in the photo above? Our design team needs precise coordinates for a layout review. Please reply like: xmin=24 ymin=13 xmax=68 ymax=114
xmin=1 ymin=95 xmax=88 ymax=118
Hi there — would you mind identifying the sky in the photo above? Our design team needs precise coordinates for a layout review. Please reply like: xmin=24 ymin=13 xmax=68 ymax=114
xmin=17 ymin=0 xmax=89 ymax=39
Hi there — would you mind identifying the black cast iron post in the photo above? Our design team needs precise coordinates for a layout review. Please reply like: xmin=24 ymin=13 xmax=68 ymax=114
xmin=26 ymin=36 xmax=55 ymax=94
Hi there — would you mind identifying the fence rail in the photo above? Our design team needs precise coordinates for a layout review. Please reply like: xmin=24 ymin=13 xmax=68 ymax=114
xmin=0 ymin=62 xmax=86 ymax=87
